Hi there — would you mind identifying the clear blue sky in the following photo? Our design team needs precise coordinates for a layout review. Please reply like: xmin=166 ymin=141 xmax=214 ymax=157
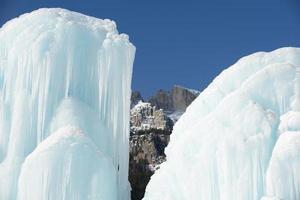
xmin=1 ymin=0 xmax=300 ymax=97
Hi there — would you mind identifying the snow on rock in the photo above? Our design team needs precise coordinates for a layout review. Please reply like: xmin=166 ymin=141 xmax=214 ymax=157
xmin=167 ymin=110 xmax=184 ymax=123
xmin=0 ymin=8 xmax=135 ymax=200
xmin=130 ymin=101 xmax=173 ymax=133
xmin=144 ymin=47 xmax=300 ymax=200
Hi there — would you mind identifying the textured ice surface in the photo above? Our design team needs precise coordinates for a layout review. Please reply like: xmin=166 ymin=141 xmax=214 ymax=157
xmin=264 ymin=131 xmax=300 ymax=200
xmin=0 ymin=8 xmax=135 ymax=200
xmin=18 ymin=126 xmax=118 ymax=200
xmin=144 ymin=47 xmax=300 ymax=200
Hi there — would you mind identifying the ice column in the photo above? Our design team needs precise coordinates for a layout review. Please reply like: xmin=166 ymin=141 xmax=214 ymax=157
xmin=263 ymin=68 xmax=300 ymax=200
xmin=290 ymin=69 xmax=300 ymax=111
xmin=0 ymin=8 xmax=135 ymax=200
xmin=143 ymin=48 xmax=300 ymax=200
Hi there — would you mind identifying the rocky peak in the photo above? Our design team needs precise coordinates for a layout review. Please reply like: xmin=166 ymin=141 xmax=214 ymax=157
xmin=129 ymin=101 xmax=172 ymax=200
xmin=131 ymin=91 xmax=144 ymax=108
xmin=148 ymin=89 xmax=173 ymax=112
xmin=129 ymin=85 xmax=199 ymax=200
xmin=148 ymin=85 xmax=199 ymax=112
xmin=172 ymin=85 xmax=199 ymax=111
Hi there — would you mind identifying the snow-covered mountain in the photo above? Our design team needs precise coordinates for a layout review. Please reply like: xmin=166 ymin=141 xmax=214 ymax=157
xmin=129 ymin=86 xmax=199 ymax=200
xmin=0 ymin=8 xmax=135 ymax=200
xmin=129 ymin=102 xmax=171 ymax=200
xmin=143 ymin=47 xmax=300 ymax=200
xmin=132 ymin=85 xmax=200 ymax=123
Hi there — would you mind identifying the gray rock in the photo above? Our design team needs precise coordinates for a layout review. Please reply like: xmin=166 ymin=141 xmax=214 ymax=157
xmin=148 ymin=85 xmax=199 ymax=112
xmin=129 ymin=101 xmax=172 ymax=200
xmin=172 ymin=85 xmax=199 ymax=112
xmin=130 ymin=101 xmax=173 ymax=134
xmin=129 ymin=132 xmax=169 ymax=200
xmin=148 ymin=89 xmax=173 ymax=111
xmin=129 ymin=85 xmax=199 ymax=200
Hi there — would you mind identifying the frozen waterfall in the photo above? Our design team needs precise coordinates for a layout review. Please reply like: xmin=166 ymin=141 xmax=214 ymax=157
xmin=143 ymin=47 xmax=300 ymax=200
xmin=0 ymin=8 xmax=135 ymax=200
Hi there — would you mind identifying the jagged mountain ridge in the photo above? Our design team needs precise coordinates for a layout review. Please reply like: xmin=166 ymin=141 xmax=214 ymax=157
xmin=131 ymin=85 xmax=200 ymax=122
xmin=129 ymin=85 xmax=199 ymax=200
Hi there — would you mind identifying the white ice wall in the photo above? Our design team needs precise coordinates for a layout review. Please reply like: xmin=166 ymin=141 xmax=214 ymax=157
xmin=0 ymin=8 xmax=135 ymax=200
xmin=144 ymin=47 xmax=300 ymax=200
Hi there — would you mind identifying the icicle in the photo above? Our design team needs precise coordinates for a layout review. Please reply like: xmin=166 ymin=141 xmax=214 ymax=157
xmin=291 ymin=68 xmax=300 ymax=111
xmin=0 ymin=8 xmax=135 ymax=200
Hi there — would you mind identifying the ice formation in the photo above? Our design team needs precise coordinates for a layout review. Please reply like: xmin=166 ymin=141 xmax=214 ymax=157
xmin=0 ymin=8 xmax=135 ymax=200
xmin=143 ymin=47 xmax=300 ymax=200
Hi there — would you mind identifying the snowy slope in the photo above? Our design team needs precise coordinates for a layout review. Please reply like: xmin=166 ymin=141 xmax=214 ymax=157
xmin=143 ymin=47 xmax=300 ymax=200
xmin=0 ymin=8 xmax=135 ymax=200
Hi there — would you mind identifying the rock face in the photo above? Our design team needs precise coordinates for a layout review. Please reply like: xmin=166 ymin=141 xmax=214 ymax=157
xmin=148 ymin=85 xmax=199 ymax=112
xmin=148 ymin=85 xmax=199 ymax=122
xmin=172 ymin=85 xmax=200 ymax=111
xmin=148 ymin=90 xmax=173 ymax=112
xmin=129 ymin=102 xmax=172 ymax=200
xmin=129 ymin=86 xmax=199 ymax=200
xmin=129 ymin=133 xmax=169 ymax=200
xmin=130 ymin=102 xmax=173 ymax=134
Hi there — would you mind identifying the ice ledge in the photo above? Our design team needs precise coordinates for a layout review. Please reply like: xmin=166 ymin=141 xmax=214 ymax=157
xmin=1 ymin=8 xmax=134 ymax=48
